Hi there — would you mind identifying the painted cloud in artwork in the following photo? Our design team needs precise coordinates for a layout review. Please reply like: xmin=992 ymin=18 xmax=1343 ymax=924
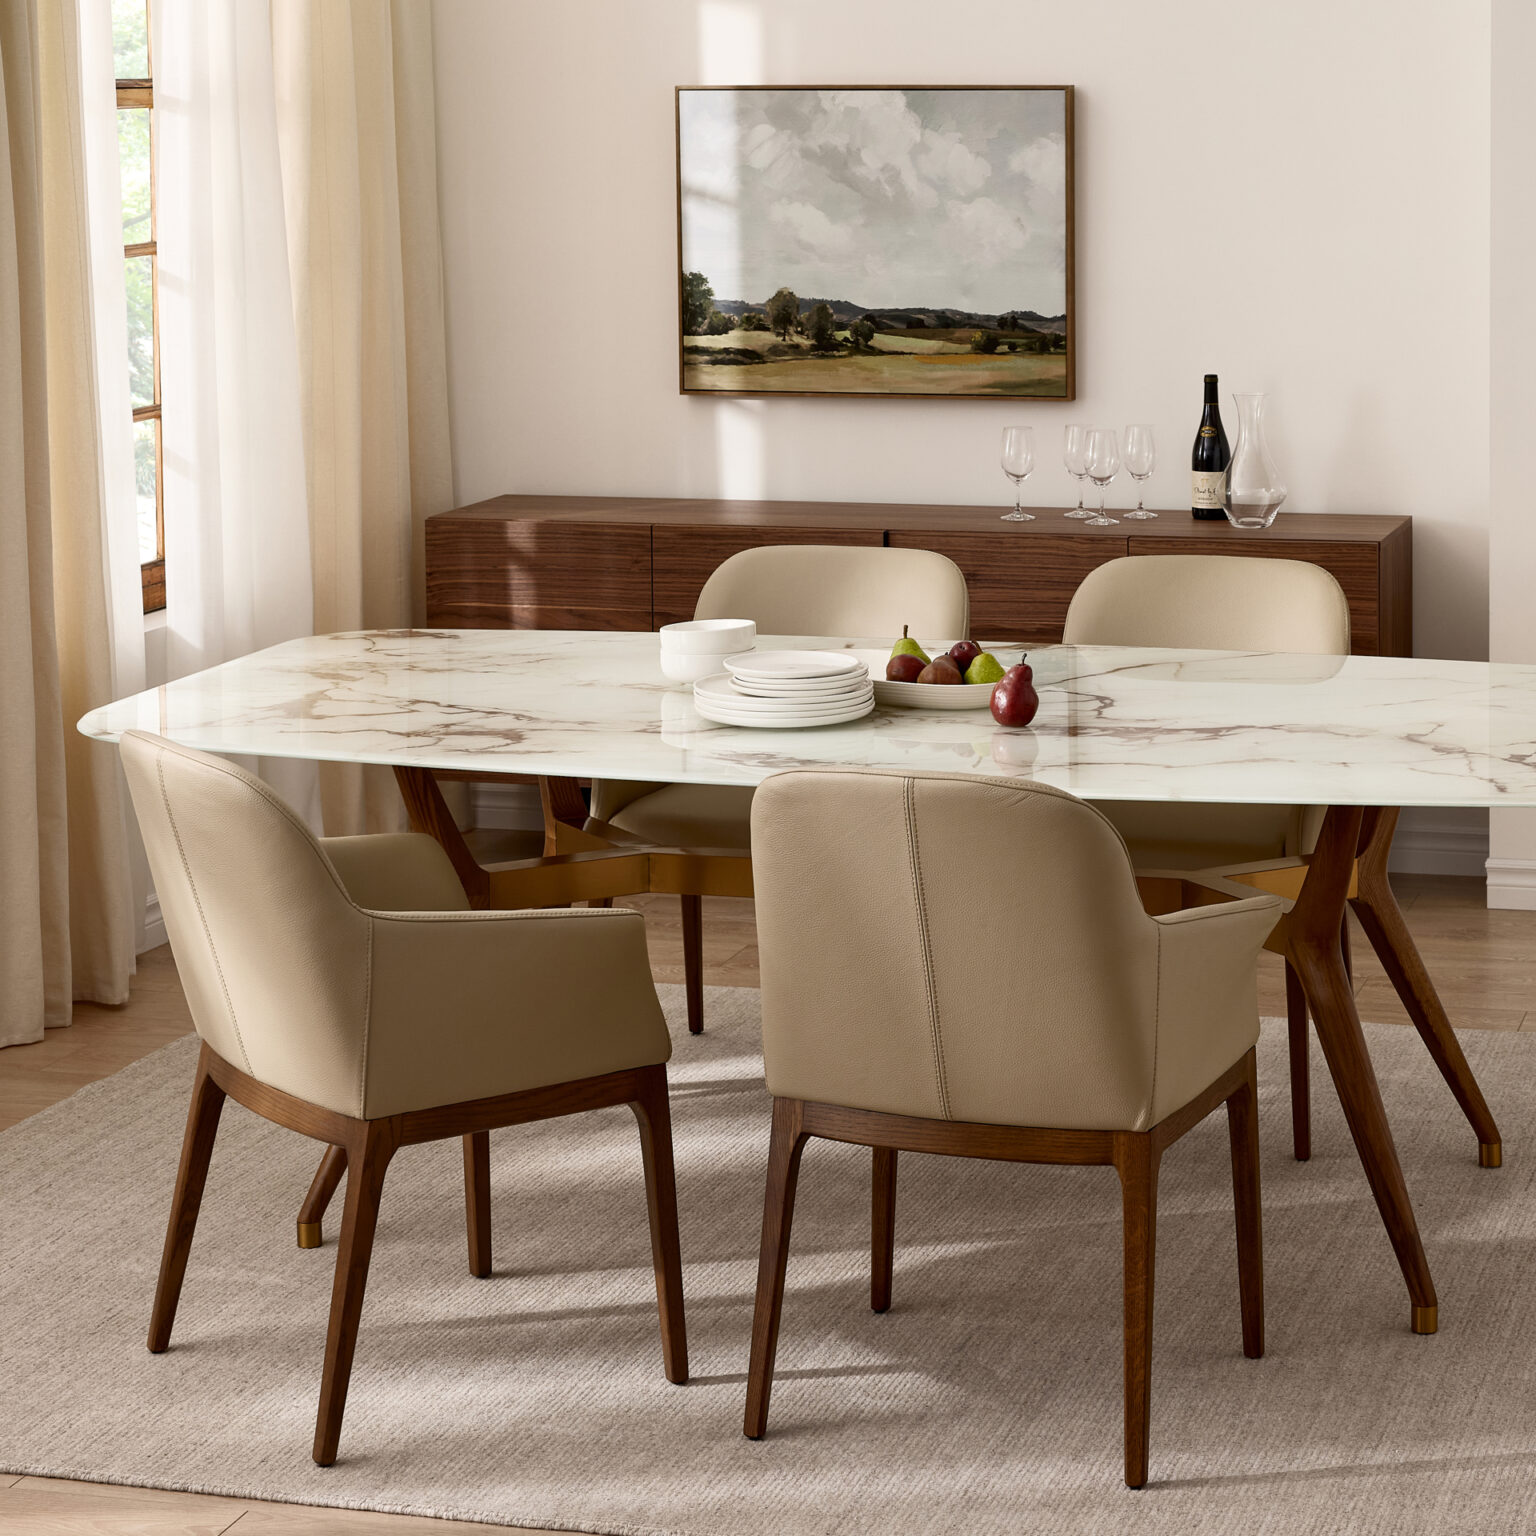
xmin=679 ymin=88 xmax=1068 ymax=315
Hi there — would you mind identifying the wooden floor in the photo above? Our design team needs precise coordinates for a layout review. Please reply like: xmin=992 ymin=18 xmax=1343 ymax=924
xmin=2 ymin=874 xmax=1532 ymax=1533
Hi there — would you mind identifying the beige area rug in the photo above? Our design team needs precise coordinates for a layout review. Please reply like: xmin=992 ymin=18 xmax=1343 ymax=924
xmin=4 ymin=988 xmax=1536 ymax=1535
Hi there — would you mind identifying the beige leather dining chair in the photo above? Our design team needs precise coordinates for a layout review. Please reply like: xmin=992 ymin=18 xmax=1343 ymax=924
xmin=1063 ymin=554 xmax=1350 ymax=1162
xmin=119 ymin=730 xmax=686 ymax=1466
xmin=590 ymin=543 xmax=970 ymax=1034
xmin=745 ymin=766 xmax=1281 ymax=1488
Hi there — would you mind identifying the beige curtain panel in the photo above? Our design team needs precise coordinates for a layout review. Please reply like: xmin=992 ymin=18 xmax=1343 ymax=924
xmin=0 ymin=0 xmax=138 ymax=1048
xmin=272 ymin=0 xmax=455 ymax=835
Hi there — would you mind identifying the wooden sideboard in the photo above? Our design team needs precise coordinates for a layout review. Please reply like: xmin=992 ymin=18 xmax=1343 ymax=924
xmin=426 ymin=495 xmax=1413 ymax=655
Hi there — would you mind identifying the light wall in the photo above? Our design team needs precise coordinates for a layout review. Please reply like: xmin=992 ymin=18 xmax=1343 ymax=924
xmin=433 ymin=0 xmax=1493 ymax=666
xmin=1486 ymin=0 xmax=1536 ymax=906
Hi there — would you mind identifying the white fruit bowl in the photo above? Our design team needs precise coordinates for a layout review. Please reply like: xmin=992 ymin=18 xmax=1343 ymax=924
xmin=659 ymin=618 xmax=757 ymax=655
xmin=847 ymin=649 xmax=998 ymax=711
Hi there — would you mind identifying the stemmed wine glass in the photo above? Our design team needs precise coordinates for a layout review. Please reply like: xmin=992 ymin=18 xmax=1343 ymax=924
xmin=1122 ymin=425 xmax=1157 ymax=519
xmin=999 ymin=426 xmax=1035 ymax=521
xmin=1063 ymin=424 xmax=1090 ymax=517
xmin=1083 ymin=428 xmax=1120 ymax=526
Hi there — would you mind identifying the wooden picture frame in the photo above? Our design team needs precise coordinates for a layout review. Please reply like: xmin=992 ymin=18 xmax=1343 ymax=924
xmin=676 ymin=85 xmax=1075 ymax=401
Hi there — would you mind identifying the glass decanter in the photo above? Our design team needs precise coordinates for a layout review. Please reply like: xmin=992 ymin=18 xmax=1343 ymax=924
xmin=1223 ymin=393 xmax=1286 ymax=530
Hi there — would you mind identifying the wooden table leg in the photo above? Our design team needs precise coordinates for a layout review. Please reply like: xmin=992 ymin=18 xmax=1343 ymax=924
xmin=1350 ymin=807 xmax=1503 ymax=1168
xmin=1285 ymin=805 xmax=1439 ymax=1335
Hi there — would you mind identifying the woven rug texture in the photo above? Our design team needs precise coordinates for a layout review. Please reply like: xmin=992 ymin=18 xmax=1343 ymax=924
xmin=3 ymin=985 xmax=1536 ymax=1535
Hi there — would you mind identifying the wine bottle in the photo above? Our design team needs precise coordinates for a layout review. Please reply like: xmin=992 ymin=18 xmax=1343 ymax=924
xmin=1191 ymin=374 xmax=1230 ymax=520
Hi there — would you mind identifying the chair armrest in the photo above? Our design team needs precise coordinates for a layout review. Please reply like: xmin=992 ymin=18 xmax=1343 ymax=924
xmin=319 ymin=833 xmax=470 ymax=912
xmin=360 ymin=906 xmax=671 ymax=1118
xmin=1147 ymin=895 xmax=1282 ymax=1124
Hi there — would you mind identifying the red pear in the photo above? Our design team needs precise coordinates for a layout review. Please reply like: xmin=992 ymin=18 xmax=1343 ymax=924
xmin=990 ymin=660 xmax=1039 ymax=726
xmin=917 ymin=656 xmax=963 ymax=685
xmin=948 ymin=639 xmax=983 ymax=673
xmin=886 ymin=653 xmax=926 ymax=683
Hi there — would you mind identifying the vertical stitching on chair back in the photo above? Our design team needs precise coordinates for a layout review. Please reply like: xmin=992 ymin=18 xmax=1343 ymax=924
xmin=902 ymin=777 xmax=952 ymax=1119
xmin=357 ymin=919 xmax=374 ymax=1119
xmin=156 ymin=749 xmax=253 ymax=1075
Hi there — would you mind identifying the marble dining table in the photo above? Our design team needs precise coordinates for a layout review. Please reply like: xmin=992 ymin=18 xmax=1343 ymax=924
xmin=80 ymin=628 xmax=1536 ymax=1336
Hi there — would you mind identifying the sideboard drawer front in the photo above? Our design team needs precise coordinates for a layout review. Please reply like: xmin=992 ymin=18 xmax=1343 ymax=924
xmin=1128 ymin=537 xmax=1382 ymax=654
xmin=652 ymin=525 xmax=882 ymax=627
xmin=888 ymin=530 xmax=1128 ymax=644
xmin=426 ymin=518 xmax=652 ymax=630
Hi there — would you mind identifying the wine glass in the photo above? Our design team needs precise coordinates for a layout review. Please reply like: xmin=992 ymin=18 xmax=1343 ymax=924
xmin=1063 ymin=424 xmax=1089 ymax=518
xmin=999 ymin=426 xmax=1035 ymax=521
xmin=1083 ymin=427 xmax=1120 ymax=526
xmin=1122 ymin=425 xmax=1157 ymax=519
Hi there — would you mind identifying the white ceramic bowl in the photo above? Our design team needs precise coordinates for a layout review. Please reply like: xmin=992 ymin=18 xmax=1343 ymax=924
xmin=660 ymin=649 xmax=746 ymax=684
xmin=659 ymin=618 xmax=757 ymax=655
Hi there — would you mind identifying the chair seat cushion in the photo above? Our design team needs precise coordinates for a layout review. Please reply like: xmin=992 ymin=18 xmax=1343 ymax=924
xmin=606 ymin=783 xmax=756 ymax=851
xmin=1095 ymin=801 xmax=1302 ymax=872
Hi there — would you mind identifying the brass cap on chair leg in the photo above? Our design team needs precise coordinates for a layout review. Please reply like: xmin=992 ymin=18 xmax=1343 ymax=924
xmin=1411 ymin=1304 xmax=1438 ymax=1335
xmin=1479 ymin=1142 xmax=1503 ymax=1169
xmin=296 ymin=1221 xmax=322 ymax=1249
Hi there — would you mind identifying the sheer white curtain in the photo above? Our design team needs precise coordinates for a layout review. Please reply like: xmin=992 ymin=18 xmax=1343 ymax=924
xmin=153 ymin=1 xmax=313 ymax=681
xmin=153 ymin=0 xmax=319 ymax=820
xmin=153 ymin=0 xmax=453 ymax=836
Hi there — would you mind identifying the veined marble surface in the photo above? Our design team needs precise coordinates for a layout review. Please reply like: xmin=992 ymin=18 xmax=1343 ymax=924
xmin=76 ymin=629 xmax=1536 ymax=808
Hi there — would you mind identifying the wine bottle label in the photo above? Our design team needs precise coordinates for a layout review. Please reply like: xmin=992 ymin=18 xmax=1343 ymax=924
xmin=1191 ymin=470 xmax=1226 ymax=509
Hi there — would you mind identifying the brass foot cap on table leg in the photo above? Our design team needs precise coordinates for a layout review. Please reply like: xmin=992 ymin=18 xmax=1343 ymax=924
xmin=1480 ymin=1142 xmax=1503 ymax=1169
xmin=296 ymin=1221 xmax=322 ymax=1250
xmin=1411 ymin=1304 xmax=1438 ymax=1335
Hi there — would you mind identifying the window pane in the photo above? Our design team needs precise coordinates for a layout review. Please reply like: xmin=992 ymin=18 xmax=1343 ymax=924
xmin=134 ymin=417 xmax=159 ymax=563
xmin=112 ymin=0 xmax=148 ymax=79
xmin=125 ymin=253 xmax=154 ymax=407
xmin=117 ymin=107 xmax=151 ymax=245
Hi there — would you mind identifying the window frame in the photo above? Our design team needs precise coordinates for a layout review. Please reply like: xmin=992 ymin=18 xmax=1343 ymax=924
xmin=116 ymin=13 xmax=163 ymax=613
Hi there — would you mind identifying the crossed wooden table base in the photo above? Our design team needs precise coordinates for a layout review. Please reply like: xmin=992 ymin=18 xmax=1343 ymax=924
xmin=294 ymin=768 xmax=1501 ymax=1337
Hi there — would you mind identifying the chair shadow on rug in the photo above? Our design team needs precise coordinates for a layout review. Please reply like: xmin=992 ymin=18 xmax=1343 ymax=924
xmin=119 ymin=730 xmax=687 ymax=1466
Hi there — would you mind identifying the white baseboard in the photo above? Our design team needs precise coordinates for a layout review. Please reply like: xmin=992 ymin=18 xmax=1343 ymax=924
xmin=139 ymin=892 xmax=167 ymax=954
xmin=1486 ymin=858 xmax=1536 ymax=909
xmin=1387 ymin=807 xmax=1490 ymax=878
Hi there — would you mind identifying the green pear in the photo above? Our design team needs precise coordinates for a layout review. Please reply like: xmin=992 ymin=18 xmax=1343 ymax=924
xmin=889 ymin=625 xmax=930 ymax=665
xmin=964 ymin=652 xmax=1006 ymax=686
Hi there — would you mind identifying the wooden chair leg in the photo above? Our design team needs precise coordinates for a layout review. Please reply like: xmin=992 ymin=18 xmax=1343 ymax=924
xmin=1285 ymin=961 xmax=1311 ymax=1162
xmin=313 ymin=1119 xmax=398 ymax=1467
xmin=744 ymin=1098 xmax=809 ymax=1439
xmin=1225 ymin=1048 xmax=1265 ymax=1360
xmin=148 ymin=1046 xmax=227 ymax=1353
xmin=464 ymin=1131 xmax=492 ymax=1278
xmin=630 ymin=1066 xmax=689 ymax=1384
xmin=871 ymin=1147 xmax=897 ymax=1313
xmin=680 ymin=893 xmax=704 ymax=1034
xmin=1112 ymin=1131 xmax=1160 ymax=1490
xmin=297 ymin=1145 xmax=347 ymax=1249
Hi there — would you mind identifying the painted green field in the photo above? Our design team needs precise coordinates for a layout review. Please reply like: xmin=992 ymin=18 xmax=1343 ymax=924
xmin=683 ymin=329 xmax=1068 ymax=397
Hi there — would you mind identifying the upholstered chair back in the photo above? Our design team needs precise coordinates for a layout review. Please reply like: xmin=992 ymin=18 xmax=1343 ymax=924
xmin=1062 ymin=556 xmax=1349 ymax=867
xmin=751 ymin=767 xmax=1273 ymax=1133
xmin=590 ymin=545 xmax=971 ymax=827
xmin=1062 ymin=554 xmax=1350 ymax=654
xmin=119 ymin=730 xmax=466 ymax=1110
xmin=695 ymin=544 xmax=969 ymax=641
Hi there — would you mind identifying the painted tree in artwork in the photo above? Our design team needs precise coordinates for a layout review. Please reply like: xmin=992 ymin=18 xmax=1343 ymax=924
xmin=808 ymin=302 xmax=837 ymax=350
xmin=766 ymin=286 xmax=799 ymax=340
xmin=682 ymin=271 xmax=714 ymax=334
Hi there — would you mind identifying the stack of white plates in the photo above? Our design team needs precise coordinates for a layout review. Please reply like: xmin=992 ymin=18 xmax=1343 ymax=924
xmin=692 ymin=650 xmax=875 ymax=728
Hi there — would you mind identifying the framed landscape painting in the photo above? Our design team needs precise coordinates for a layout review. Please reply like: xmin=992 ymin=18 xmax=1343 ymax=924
xmin=676 ymin=85 xmax=1074 ymax=400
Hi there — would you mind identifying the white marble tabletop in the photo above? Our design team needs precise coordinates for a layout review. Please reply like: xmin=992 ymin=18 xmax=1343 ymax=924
xmin=75 ymin=628 xmax=1536 ymax=808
